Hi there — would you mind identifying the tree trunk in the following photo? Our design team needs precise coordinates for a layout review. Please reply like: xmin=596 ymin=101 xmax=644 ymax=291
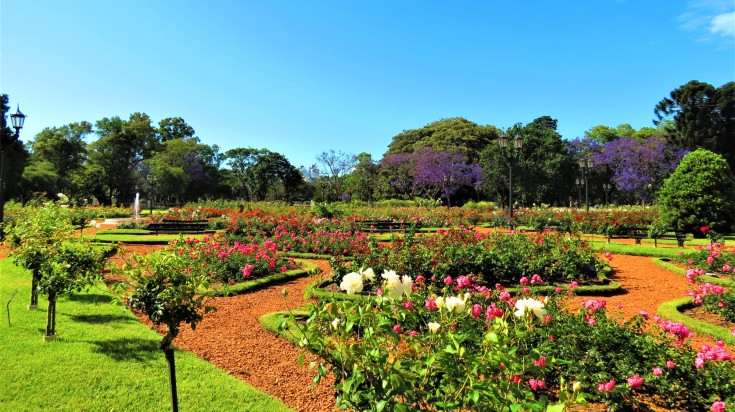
xmin=45 ymin=293 xmax=56 ymax=338
xmin=160 ymin=331 xmax=178 ymax=412
xmin=30 ymin=270 xmax=39 ymax=309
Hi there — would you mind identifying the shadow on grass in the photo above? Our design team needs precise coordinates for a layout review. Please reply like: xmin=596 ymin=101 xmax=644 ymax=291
xmin=69 ymin=313 xmax=135 ymax=324
xmin=66 ymin=293 xmax=114 ymax=304
xmin=89 ymin=337 xmax=161 ymax=362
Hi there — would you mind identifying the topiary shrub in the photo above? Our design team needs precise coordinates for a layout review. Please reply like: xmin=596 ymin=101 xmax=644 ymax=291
xmin=657 ymin=149 xmax=735 ymax=236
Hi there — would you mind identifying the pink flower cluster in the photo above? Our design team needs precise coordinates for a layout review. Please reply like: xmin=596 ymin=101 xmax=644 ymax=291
xmin=687 ymin=282 xmax=725 ymax=305
xmin=685 ymin=268 xmax=705 ymax=284
xmin=658 ymin=320 xmax=693 ymax=346
xmin=626 ymin=374 xmax=643 ymax=389
xmin=580 ymin=298 xmax=607 ymax=314
xmin=695 ymin=343 xmax=733 ymax=369
xmin=597 ymin=380 xmax=616 ymax=392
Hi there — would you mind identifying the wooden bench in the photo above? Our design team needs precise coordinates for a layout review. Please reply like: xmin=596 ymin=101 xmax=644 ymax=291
xmin=607 ymin=226 xmax=647 ymax=244
xmin=356 ymin=219 xmax=422 ymax=233
xmin=147 ymin=219 xmax=209 ymax=235
xmin=651 ymin=229 xmax=687 ymax=247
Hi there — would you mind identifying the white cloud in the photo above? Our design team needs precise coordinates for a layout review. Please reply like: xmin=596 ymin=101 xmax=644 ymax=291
xmin=709 ymin=11 xmax=734 ymax=37
xmin=679 ymin=0 xmax=734 ymax=48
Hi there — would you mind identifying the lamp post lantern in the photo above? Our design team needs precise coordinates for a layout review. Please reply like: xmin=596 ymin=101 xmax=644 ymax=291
xmin=603 ymin=183 xmax=612 ymax=205
xmin=577 ymin=158 xmax=594 ymax=213
xmin=575 ymin=178 xmax=584 ymax=208
xmin=0 ymin=105 xmax=26 ymax=240
xmin=498 ymin=132 xmax=523 ymax=221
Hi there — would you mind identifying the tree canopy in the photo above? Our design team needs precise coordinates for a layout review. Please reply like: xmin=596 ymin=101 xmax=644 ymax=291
xmin=655 ymin=80 xmax=735 ymax=169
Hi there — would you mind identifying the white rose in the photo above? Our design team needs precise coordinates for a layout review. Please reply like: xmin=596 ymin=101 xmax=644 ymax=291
xmin=514 ymin=298 xmax=547 ymax=319
xmin=339 ymin=272 xmax=364 ymax=295
xmin=360 ymin=267 xmax=376 ymax=282
xmin=428 ymin=322 xmax=441 ymax=334
xmin=331 ymin=318 xmax=341 ymax=330
xmin=435 ymin=296 xmax=446 ymax=309
xmin=445 ymin=296 xmax=466 ymax=314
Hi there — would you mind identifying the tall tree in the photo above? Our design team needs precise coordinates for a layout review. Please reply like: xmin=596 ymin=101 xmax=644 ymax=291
xmin=28 ymin=122 xmax=92 ymax=199
xmin=158 ymin=117 xmax=196 ymax=143
xmin=143 ymin=138 xmax=219 ymax=203
xmin=411 ymin=147 xmax=483 ymax=206
xmin=347 ymin=153 xmax=378 ymax=202
xmin=593 ymin=136 xmax=687 ymax=205
xmin=316 ymin=150 xmax=357 ymax=201
xmin=385 ymin=118 xmax=499 ymax=163
xmin=655 ymin=80 xmax=735 ymax=169
xmin=223 ymin=148 xmax=302 ymax=201
xmin=86 ymin=113 xmax=158 ymax=205
xmin=515 ymin=116 xmax=576 ymax=206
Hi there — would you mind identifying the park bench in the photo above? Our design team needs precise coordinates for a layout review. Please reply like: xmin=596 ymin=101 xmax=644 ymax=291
xmin=607 ymin=226 xmax=647 ymax=244
xmin=147 ymin=219 xmax=209 ymax=235
xmin=651 ymin=229 xmax=687 ymax=247
xmin=357 ymin=219 xmax=422 ymax=233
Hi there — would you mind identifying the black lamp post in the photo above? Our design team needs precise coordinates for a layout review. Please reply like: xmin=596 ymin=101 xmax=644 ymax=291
xmin=498 ymin=132 xmax=523 ymax=221
xmin=578 ymin=158 xmax=594 ymax=212
xmin=575 ymin=178 xmax=584 ymax=208
xmin=0 ymin=105 xmax=26 ymax=240
xmin=603 ymin=183 xmax=612 ymax=205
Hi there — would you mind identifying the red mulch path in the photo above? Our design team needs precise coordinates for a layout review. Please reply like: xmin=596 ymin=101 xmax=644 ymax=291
xmin=2 ymin=225 xmax=733 ymax=412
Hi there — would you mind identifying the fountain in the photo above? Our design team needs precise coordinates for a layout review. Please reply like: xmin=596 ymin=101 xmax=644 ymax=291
xmin=133 ymin=192 xmax=140 ymax=220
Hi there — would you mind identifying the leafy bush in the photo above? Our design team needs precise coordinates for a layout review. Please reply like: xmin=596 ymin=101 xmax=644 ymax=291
xmin=331 ymin=229 xmax=601 ymax=287
xmin=294 ymin=271 xmax=735 ymax=411
xmin=658 ymin=149 xmax=735 ymax=236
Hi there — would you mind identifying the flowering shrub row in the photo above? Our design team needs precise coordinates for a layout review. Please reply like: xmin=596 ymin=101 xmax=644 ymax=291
xmin=167 ymin=234 xmax=296 ymax=284
xmin=331 ymin=229 xmax=602 ymax=288
xmin=295 ymin=269 xmax=734 ymax=411
xmin=680 ymin=243 xmax=735 ymax=281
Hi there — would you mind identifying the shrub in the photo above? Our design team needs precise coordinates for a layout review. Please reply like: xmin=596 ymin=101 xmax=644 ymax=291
xmin=657 ymin=149 xmax=735 ymax=236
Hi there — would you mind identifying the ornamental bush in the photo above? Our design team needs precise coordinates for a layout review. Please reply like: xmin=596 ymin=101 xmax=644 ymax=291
xmin=657 ymin=149 xmax=735 ymax=236
xmin=297 ymin=271 xmax=735 ymax=411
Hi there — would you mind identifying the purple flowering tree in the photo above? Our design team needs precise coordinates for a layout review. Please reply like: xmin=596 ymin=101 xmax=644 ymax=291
xmin=411 ymin=147 xmax=484 ymax=206
xmin=379 ymin=152 xmax=416 ymax=199
xmin=592 ymin=137 xmax=687 ymax=203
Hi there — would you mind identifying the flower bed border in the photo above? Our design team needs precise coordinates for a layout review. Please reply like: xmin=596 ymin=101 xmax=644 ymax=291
xmin=658 ymin=297 xmax=735 ymax=345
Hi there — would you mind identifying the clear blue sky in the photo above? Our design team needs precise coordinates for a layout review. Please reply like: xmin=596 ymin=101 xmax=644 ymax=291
xmin=2 ymin=1 xmax=733 ymax=169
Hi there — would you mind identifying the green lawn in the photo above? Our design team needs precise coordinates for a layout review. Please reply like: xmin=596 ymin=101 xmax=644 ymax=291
xmin=0 ymin=259 xmax=293 ymax=412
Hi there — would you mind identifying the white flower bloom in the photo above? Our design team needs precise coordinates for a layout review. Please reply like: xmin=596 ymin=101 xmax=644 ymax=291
xmin=514 ymin=298 xmax=547 ymax=319
xmin=57 ymin=193 xmax=69 ymax=204
xmin=331 ymin=318 xmax=342 ymax=330
xmin=445 ymin=296 xmax=466 ymax=314
xmin=463 ymin=292 xmax=471 ymax=302
xmin=401 ymin=275 xmax=413 ymax=297
xmin=339 ymin=272 xmax=364 ymax=295
xmin=428 ymin=322 xmax=441 ymax=334
xmin=435 ymin=296 xmax=446 ymax=309
xmin=360 ymin=267 xmax=376 ymax=282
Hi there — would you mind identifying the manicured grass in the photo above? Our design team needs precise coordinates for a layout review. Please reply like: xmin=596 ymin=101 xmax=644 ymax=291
xmin=652 ymin=258 xmax=734 ymax=287
xmin=209 ymin=260 xmax=320 ymax=297
xmin=588 ymin=241 xmax=686 ymax=259
xmin=658 ymin=298 xmax=735 ymax=346
xmin=91 ymin=231 xmax=211 ymax=244
xmin=0 ymin=259 xmax=293 ymax=412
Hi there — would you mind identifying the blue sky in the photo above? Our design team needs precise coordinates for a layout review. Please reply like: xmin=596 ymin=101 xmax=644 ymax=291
xmin=2 ymin=1 xmax=733 ymax=169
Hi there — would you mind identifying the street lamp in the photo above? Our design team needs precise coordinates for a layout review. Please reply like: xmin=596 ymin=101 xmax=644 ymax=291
xmin=575 ymin=178 xmax=584 ymax=208
xmin=0 ymin=105 xmax=26 ymax=239
xmin=498 ymin=132 xmax=523 ymax=221
xmin=578 ymin=158 xmax=594 ymax=212
xmin=603 ymin=183 xmax=612 ymax=205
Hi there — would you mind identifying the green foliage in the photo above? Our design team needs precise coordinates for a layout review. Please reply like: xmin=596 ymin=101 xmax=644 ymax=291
xmin=655 ymin=80 xmax=735 ymax=169
xmin=385 ymin=117 xmax=499 ymax=163
xmin=121 ymin=250 xmax=215 ymax=347
xmin=657 ymin=149 xmax=735 ymax=235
